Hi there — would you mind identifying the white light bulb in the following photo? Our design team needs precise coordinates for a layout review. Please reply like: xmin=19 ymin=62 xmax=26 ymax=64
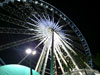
xmin=26 ymin=48 xmax=32 ymax=54
xmin=32 ymin=51 xmax=37 ymax=55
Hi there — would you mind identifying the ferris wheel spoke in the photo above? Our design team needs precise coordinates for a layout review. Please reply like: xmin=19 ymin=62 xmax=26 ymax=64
xmin=65 ymin=34 xmax=80 ymax=41
xmin=0 ymin=36 xmax=38 ymax=51
xmin=61 ymin=44 xmax=83 ymax=75
xmin=60 ymin=41 xmax=79 ymax=68
xmin=55 ymin=47 xmax=69 ymax=71
xmin=13 ymin=1 xmax=34 ymax=18
xmin=0 ymin=27 xmax=35 ymax=35
xmin=28 ymin=17 xmax=38 ymax=24
xmin=33 ymin=4 xmax=43 ymax=16
xmin=44 ymin=4 xmax=48 ymax=18
xmin=61 ymin=38 xmax=77 ymax=55
xmin=56 ymin=33 xmax=77 ymax=55
xmin=13 ymin=2 xmax=38 ymax=23
xmin=51 ymin=8 xmax=54 ymax=20
xmin=42 ymin=39 xmax=52 ymax=75
xmin=0 ymin=13 xmax=34 ymax=29
xmin=60 ymin=39 xmax=86 ymax=75
xmin=2 ymin=5 xmax=26 ymax=20
xmin=62 ymin=30 xmax=74 ymax=34
xmin=15 ymin=2 xmax=37 ymax=21
xmin=59 ymin=23 xmax=69 ymax=28
xmin=55 ymin=18 xmax=61 ymax=28
xmin=54 ymin=48 xmax=65 ymax=74
xmin=35 ymin=45 xmax=47 ymax=73
xmin=61 ymin=38 xmax=90 ymax=67
xmin=66 ymin=39 xmax=84 ymax=50
xmin=65 ymin=37 xmax=83 ymax=49
xmin=53 ymin=54 xmax=58 ymax=75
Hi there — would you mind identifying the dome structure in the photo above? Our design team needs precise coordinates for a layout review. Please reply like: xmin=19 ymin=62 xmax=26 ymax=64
xmin=0 ymin=64 xmax=40 ymax=75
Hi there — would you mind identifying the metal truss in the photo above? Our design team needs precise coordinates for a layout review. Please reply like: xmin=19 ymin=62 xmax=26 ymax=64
xmin=0 ymin=13 xmax=34 ymax=29
xmin=0 ymin=36 xmax=38 ymax=51
xmin=0 ymin=27 xmax=35 ymax=35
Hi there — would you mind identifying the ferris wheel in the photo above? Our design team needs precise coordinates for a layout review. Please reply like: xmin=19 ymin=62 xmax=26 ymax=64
xmin=0 ymin=0 xmax=95 ymax=75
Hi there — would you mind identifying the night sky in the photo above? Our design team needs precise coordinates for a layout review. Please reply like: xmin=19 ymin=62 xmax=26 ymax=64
xmin=0 ymin=0 xmax=99 ymax=72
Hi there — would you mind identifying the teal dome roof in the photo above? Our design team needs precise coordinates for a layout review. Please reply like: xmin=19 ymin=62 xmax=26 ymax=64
xmin=0 ymin=64 xmax=40 ymax=75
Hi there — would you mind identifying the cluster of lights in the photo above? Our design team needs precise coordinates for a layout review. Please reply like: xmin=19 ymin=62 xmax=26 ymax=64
xmin=27 ymin=14 xmax=66 ymax=45
xmin=25 ymin=48 xmax=37 ymax=55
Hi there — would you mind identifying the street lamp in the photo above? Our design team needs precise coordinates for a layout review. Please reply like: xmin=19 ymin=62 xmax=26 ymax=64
xmin=32 ymin=50 xmax=37 ymax=55
xmin=25 ymin=48 xmax=32 ymax=54
xmin=25 ymin=48 xmax=37 ymax=75
xmin=25 ymin=48 xmax=37 ymax=55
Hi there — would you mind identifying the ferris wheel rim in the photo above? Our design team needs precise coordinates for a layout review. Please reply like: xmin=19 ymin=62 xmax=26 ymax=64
xmin=0 ymin=0 xmax=93 ymax=72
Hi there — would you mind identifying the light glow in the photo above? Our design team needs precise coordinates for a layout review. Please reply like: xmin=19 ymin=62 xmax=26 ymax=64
xmin=27 ymin=14 xmax=66 ymax=46
xmin=32 ymin=50 xmax=37 ymax=55
xmin=25 ymin=48 xmax=32 ymax=54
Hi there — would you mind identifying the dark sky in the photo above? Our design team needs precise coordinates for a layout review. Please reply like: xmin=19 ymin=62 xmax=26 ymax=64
xmin=45 ymin=0 xmax=99 ymax=55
